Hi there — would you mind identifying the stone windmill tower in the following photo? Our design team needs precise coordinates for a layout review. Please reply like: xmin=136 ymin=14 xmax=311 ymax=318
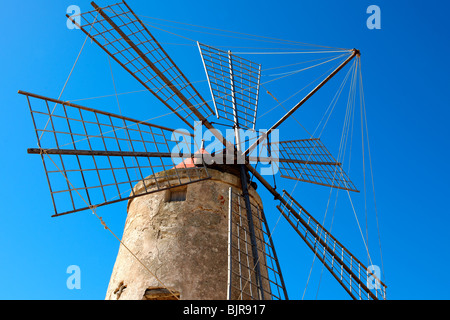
xmin=105 ymin=163 xmax=273 ymax=300
xmin=22 ymin=1 xmax=387 ymax=300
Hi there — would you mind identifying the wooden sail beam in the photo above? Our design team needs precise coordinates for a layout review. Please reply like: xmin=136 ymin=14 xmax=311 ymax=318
xmin=17 ymin=90 xmax=192 ymax=137
xmin=245 ymin=163 xmax=386 ymax=300
xmin=244 ymin=49 xmax=359 ymax=157
xmin=83 ymin=1 xmax=236 ymax=152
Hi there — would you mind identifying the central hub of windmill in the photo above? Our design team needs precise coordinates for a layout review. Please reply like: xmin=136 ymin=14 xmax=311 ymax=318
xmin=105 ymin=165 xmax=268 ymax=300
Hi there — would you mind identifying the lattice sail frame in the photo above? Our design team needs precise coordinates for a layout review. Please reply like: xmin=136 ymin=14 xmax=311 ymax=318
xmin=21 ymin=0 xmax=385 ymax=301
xmin=276 ymin=190 xmax=387 ymax=300
xmin=23 ymin=91 xmax=210 ymax=217
xmin=198 ymin=42 xmax=261 ymax=131
xmin=68 ymin=1 xmax=215 ymax=130
xmin=227 ymin=188 xmax=288 ymax=300
xmin=271 ymin=138 xmax=358 ymax=192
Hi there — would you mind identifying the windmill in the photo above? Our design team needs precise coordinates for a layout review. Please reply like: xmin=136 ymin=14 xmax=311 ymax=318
xmin=22 ymin=1 xmax=386 ymax=300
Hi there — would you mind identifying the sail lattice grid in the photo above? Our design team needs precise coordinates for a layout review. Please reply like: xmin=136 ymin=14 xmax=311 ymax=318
xmin=198 ymin=43 xmax=261 ymax=130
xmin=23 ymin=91 xmax=210 ymax=217
xmin=70 ymin=1 xmax=215 ymax=129
xmin=274 ymin=138 xmax=358 ymax=192
xmin=276 ymin=190 xmax=387 ymax=300
xmin=227 ymin=188 xmax=288 ymax=300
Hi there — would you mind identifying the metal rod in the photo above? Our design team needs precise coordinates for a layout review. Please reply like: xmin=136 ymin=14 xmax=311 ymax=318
xmin=228 ymin=50 xmax=241 ymax=152
xmin=227 ymin=187 xmax=233 ymax=300
xmin=249 ymin=156 xmax=341 ymax=166
xmin=280 ymin=174 xmax=359 ymax=192
xmin=245 ymin=163 xmax=384 ymax=300
xmin=244 ymin=49 xmax=359 ymax=156
xmin=121 ymin=0 xmax=214 ymax=116
xmin=91 ymin=1 xmax=201 ymax=129
xmin=18 ymin=90 xmax=190 ymax=136
xmin=258 ymin=207 xmax=289 ymax=300
xmin=238 ymin=164 xmax=265 ymax=300
xmin=91 ymin=2 xmax=235 ymax=152
xmin=27 ymin=148 xmax=174 ymax=158
xmin=28 ymin=148 xmax=342 ymax=167
xmin=197 ymin=42 xmax=220 ymax=119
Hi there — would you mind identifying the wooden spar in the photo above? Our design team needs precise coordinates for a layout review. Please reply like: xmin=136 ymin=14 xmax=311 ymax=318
xmin=90 ymin=1 xmax=235 ymax=153
xmin=244 ymin=49 xmax=360 ymax=157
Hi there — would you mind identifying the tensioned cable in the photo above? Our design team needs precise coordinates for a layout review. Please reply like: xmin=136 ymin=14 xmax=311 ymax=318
xmin=66 ymin=79 xmax=207 ymax=102
xmin=65 ymin=53 xmax=341 ymax=102
xmin=358 ymin=57 xmax=386 ymax=283
xmin=239 ymin=60 xmax=357 ymax=300
xmin=40 ymin=149 xmax=180 ymax=300
xmin=39 ymin=7 xmax=363 ymax=301
xmin=187 ymin=54 xmax=351 ymax=158
xmin=107 ymin=55 xmax=142 ymax=186
xmin=301 ymin=60 xmax=357 ymax=299
xmin=336 ymin=57 xmax=376 ymax=275
xmin=262 ymin=54 xmax=350 ymax=72
xmin=235 ymin=50 xmax=351 ymax=55
xmin=262 ymin=53 xmax=348 ymax=77
xmin=312 ymin=59 xmax=359 ymax=299
xmin=142 ymin=20 xmax=350 ymax=53
xmin=38 ymin=13 xmax=99 ymax=143
xmin=35 ymin=16 xmax=180 ymax=301
xmin=263 ymin=85 xmax=311 ymax=136
xmin=257 ymin=55 xmax=349 ymax=122
xmin=56 ymin=51 xmax=351 ymax=154
xmin=137 ymin=14 xmax=348 ymax=50
xmin=359 ymin=57 xmax=369 ymax=267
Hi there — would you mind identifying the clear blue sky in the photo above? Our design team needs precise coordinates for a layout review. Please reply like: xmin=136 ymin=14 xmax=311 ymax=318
xmin=1 ymin=0 xmax=449 ymax=300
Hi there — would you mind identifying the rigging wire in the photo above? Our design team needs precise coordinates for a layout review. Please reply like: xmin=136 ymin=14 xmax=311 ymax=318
xmin=37 ymin=12 xmax=99 ymax=143
xmin=39 ymin=149 xmax=180 ymax=300
xmin=107 ymin=55 xmax=142 ymax=186
xmin=35 ymin=16 xmax=179 ymax=301
xmin=342 ymin=56 xmax=377 ymax=275
xmin=50 ymin=9 xmax=384 ymax=298
xmin=136 ymin=14 xmax=349 ymax=50
xmin=239 ymin=56 xmax=357 ymax=299
xmin=262 ymin=85 xmax=311 ymax=136
xmin=257 ymin=55 xmax=350 ymax=121
xmin=234 ymin=50 xmax=352 ymax=55
xmin=359 ymin=57 xmax=369 ymax=267
xmin=262 ymin=54 xmax=350 ymax=72
xmin=313 ymin=58 xmax=359 ymax=299
xmin=301 ymin=60 xmax=357 ymax=299
xmin=262 ymin=53 xmax=348 ymax=77
xmin=310 ymin=55 xmax=382 ymax=296
xmin=27 ymin=2 xmax=389 ymax=302
xmin=58 ymin=51 xmax=350 ymax=154
xmin=358 ymin=57 xmax=386 ymax=283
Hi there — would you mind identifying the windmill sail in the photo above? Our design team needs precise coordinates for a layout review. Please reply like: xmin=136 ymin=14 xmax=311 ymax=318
xmin=22 ymin=91 xmax=210 ymax=217
xmin=67 ymin=1 xmax=214 ymax=129
xmin=20 ymin=0 xmax=386 ymax=301
xmin=227 ymin=188 xmax=288 ymax=300
xmin=272 ymin=138 xmax=358 ymax=192
xmin=276 ymin=190 xmax=386 ymax=300
xmin=198 ymin=42 xmax=261 ymax=131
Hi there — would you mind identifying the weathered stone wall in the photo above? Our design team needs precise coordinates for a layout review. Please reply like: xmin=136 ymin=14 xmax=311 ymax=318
xmin=105 ymin=168 xmax=264 ymax=300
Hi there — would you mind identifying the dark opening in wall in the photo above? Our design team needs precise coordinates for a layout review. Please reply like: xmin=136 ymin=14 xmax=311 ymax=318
xmin=143 ymin=287 xmax=180 ymax=300
xmin=166 ymin=186 xmax=187 ymax=202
